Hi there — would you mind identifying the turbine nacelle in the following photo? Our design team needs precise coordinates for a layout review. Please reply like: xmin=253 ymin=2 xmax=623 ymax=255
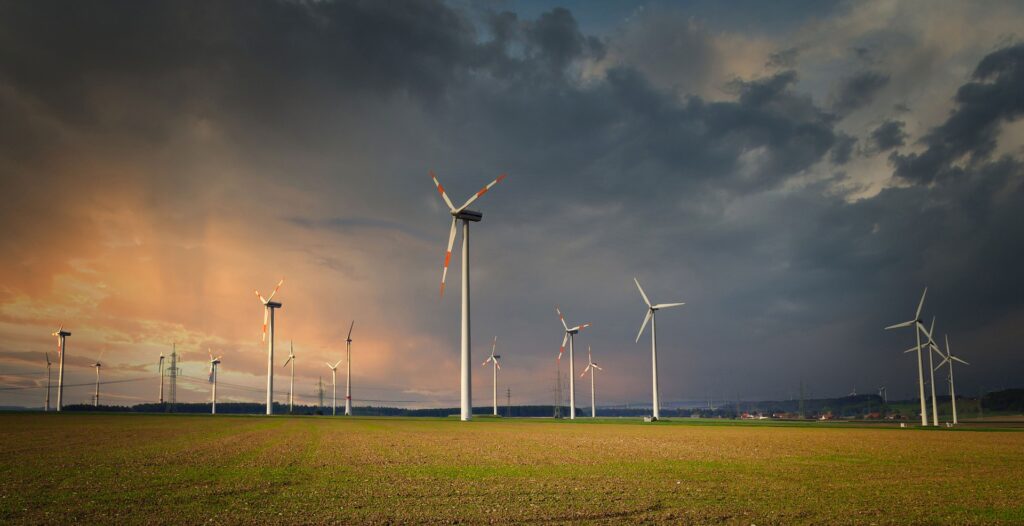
xmin=453 ymin=209 xmax=482 ymax=222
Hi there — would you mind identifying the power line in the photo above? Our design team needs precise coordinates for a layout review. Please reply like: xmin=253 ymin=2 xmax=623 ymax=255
xmin=0 ymin=377 xmax=149 ymax=391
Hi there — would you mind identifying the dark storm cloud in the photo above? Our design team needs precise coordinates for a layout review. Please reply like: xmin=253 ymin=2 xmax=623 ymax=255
xmin=831 ymin=70 xmax=890 ymax=116
xmin=891 ymin=44 xmax=1024 ymax=184
xmin=2 ymin=1 xmax=1023 ymax=404
xmin=869 ymin=120 xmax=908 ymax=152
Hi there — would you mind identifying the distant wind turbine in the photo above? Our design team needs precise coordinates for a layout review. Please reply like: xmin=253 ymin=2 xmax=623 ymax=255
xmin=158 ymin=352 xmax=165 ymax=404
xmin=885 ymin=287 xmax=932 ymax=426
xmin=91 ymin=360 xmax=102 ymax=408
xmin=935 ymin=334 xmax=969 ymax=425
xmin=326 ymin=359 xmax=342 ymax=416
xmin=345 ymin=321 xmax=354 ymax=416
xmin=430 ymin=170 xmax=508 ymax=421
xmin=255 ymin=279 xmax=284 ymax=415
xmin=481 ymin=336 xmax=501 ymax=416
xmin=633 ymin=278 xmax=685 ymax=421
xmin=208 ymin=350 xmax=222 ymax=414
xmin=555 ymin=306 xmax=591 ymax=420
xmin=52 ymin=324 xmax=70 ymax=412
xmin=283 ymin=341 xmax=296 ymax=413
xmin=877 ymin=386 xmax=887 ymax=403
xmin=580 ymin=345 xmax=603 ymax=418
xmin=44 ymin=353 xmax=52 ymax=412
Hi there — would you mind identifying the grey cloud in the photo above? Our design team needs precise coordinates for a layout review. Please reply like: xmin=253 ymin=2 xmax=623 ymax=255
xmin=869 ymin=120 xmax=908 ymax=152
xmin=831 ymin=70 xmax=890 ymax=116
xmin=830 ymin=133 xmax=857 ymax=164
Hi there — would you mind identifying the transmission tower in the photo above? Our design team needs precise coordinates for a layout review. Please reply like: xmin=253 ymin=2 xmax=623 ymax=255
xmin=167 ymin=344 xmax=178 ymax=412
xmin=317 ymin=376 xmax=325 ymax=410
xmin=506 ymin=387 xmax=511 ymax=418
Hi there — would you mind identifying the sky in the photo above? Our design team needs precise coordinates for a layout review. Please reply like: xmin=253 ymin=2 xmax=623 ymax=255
xmin=1 ymin=0 xmax=1023 ymax=410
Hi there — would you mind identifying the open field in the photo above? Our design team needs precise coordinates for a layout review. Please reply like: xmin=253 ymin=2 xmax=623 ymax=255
xmin=1 ymin=414 xmax=1023 ymax=525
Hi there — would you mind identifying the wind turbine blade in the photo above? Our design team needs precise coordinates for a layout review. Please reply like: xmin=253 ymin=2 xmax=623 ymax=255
xmin=951 ymin=356 xmax=969 ymax=365
xmin=208 ymin=349 xmax=213 ymax=361
xmin=884 ymin=320 xmax=915 ymax=330
xmin=283 ymin=356 xmax=292 ymax=367
xmin=581 ymin=365 xmax=590 ymax=377
xmin=45 ymin=352 xmax=50 ymax=365
xmin=558 ymin=333 xmax=568 ymax=360
xmin=494 ymin=361 xmax=500 ymax=370
xmin=456 ymin=173 xmax=507 ymax=212
xmin=915 ymin=287 xmax=928 ymax=320
xmin=325 ymin=361 xmax=333 ymax=369
xmin=255 ymin=289 xmax=267 ymax=304
xmin=347 ymin=320 xmax=355 ymax=340
xmin=935 ymin=358 xmax=949 ymax=370
xmin=653 ymin=302 xmax=685 ymax=309
xmin=491 ymin=336 xmax=497 ymax=357
xmin=587 ymin=345 xmax=592 ymax=363
xmin=916 ymin=320 xmax=933 ymax=342
xmin=262 ymin=308 xmax=269 ymax=342
xmin=903 ymin=346 xmax=918 ymax=354
xmin=555 ymin=306 xmax=569 ymax=331
xmin=266 ymin=279 xmax=284 ymax=302
xmin=593 ymin=364 xmax=602 ymax=371
xmin=440 ymin=217 xmax=457 ymax=297
xmin=635 ymin=310 xmax=652 ymax=343
xmin=633 ymin=278 xmax=651 ymax=308
xmin=430 ymin=170 xmax=456 ymax=211
xmin=571 ymin=323 xmax=591 ymax=332
xmin=482 ymin=357 xmax=491 ymax=366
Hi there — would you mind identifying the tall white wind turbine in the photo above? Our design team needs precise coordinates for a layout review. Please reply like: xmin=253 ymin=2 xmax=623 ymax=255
xmin=283 ymin=341 xmax=296 ymax=413
xmin=345 ymin=321 xmax=354 ymax=416
xmin=326 ymin=359 xmax=342 ymax=416
xmin=935 ymin=334 xmax=969 ymax=425
xmin=92 ymin=360 xmax=102 ymax=407
xmin=633 ymin=278 xmax=685 ymax=421
xmin=158 ymin=352 xmax=165 ymax=404
xmin=255 ymin=279 xmax=284 ymax=415
xmin=885 ymin=287 xmax=933 ymax=426
xmin=580 ymin=345 xmax=603 ymax=418
xmin=430 ymin=170 xmax=508 ymax=421
xmin=556 ymin=306 xmax=591 ymax=420
xmin=481 ymin=336 xmax=501 ymax=416
xmin=52 ymin=324 xmax=70 ymax=412
xmin=44 ymin=353 xmax=52 ymax=412
xmin=208 ymin=350 xmax=222 ymax=414
xmin=921 ymin=317 xmax=942 ymax=426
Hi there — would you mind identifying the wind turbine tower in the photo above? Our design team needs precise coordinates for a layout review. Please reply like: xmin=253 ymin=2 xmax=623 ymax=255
xmin=482 ymin=336 xmax=501 ymax=416
xmin=430 ymin=170 xmax=508 ymax=421
xmin=555 ymin=306 xmax=591 ymax=420
xmin=255 ymin=279 xmax=284 ymax=415
xmin=326 ymin=360 xmax=342 ymax=416
xmin=158 ymin=352 xmax=165 ymax=404
xmin=283 ymin=341 xmax=296 ymax=413
xmin=208 ymin=350 xmax=222 ymax=414
xmin=885 ymin=287 xmax=932 ymax=426
xmin=581 ymin=345 xmax=603 ymax=418
xmin=44 ymin=353 xmax=52 ymax=412
xmin=633 ymin=278 xmax=686 ymax=421
xmin=345 ymin=321 xmax=354 ymax=416
xmin=52 ymin=324 xmax=70 ymax=412
xmin=92 ymin=361 xmax=102 ymax=407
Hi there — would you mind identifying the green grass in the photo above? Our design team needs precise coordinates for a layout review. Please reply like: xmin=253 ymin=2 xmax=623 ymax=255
xmin=1 ymin=413 xmax=1022 ymax=524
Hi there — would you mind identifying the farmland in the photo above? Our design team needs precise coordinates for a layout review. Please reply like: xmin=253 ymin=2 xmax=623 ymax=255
xmin=1 ymin=414 xmax=1023 ymax=525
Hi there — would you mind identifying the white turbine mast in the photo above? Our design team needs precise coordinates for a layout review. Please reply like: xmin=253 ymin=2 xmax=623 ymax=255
xmin=430 ymin=170 xmax=508 ymax=421
xmin=934 ymin=334 xmax=969 ymax=425
xmin=877 ymin=385 xmax=887 ymax=403
xmin=481 ymin=336 xmax=501 ymax=416
xmin=580 ymin=345 xmax=603 ymax=418
xmin=52 ymin=324 xmax=70 ymax=412
xmin=92 ymin=359 xmax=102 ymax=408
xmin=345 ymin=320 xmax=354 ymax=416
xmin=208 ymin=349 xmax=222 ymax=415
xmin=283 ymin=341 xmax=296 ymax=414
xmin=885 ymin=287 xmax=933 ymax=426
xmin=633 ymin=277 xmax=685 ymax=421
xmin=326 ymin=359 xmax=343 ymax=416
xmin=555 ymin=306 xmax=591 ymax=420
xmin=158 ymin=351 xmax=165 ymax=404
xmin=255 ymin=278 xmax=284 ymax=415
xmin=913 ymin=317 xmax=944 ymax=426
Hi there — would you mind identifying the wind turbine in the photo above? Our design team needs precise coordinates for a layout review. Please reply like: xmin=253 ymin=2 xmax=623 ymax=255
xmin=885 ymin=287 xmax=933 ymax=426
xmin=326 ymin=360 xmax=342 ymax=416
xmin=877 ymin=386 xmax=887 ymax=403
xmin=430 ymin=170 xmax=508 ymax=421
xmin=633 ymin=278 xmax=685 ymax=421
xmin=92 ymin=360 xmax=102 ymax=408
xmin=935 ymin=334 xmax=969 ymax=425
xmin=255 ymin=279 xmax=284 ymax=415
xmin=345 ymin=321 xmax=354 ymax=416
xmin=44 ymin=353 xmax=52 ymax=412
xmin=52 ymin=324 xmax=70 ymax=412
xmin=918 ymin=317 xmax=942 ymax=426
xmin=580 ymin=345 xmax=603 ymax=418
xmin=555 ymin=306 xmax=591 ymax=420
xmin=208 ymin=350 xmax=222 ymax=414
xmin=481 ymin=336 xmax=501 ymax=416
xmin=158 ymin=352 xmax=165 ymax=404
xmin=283 ymin=341 xmax=296 ymax=413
